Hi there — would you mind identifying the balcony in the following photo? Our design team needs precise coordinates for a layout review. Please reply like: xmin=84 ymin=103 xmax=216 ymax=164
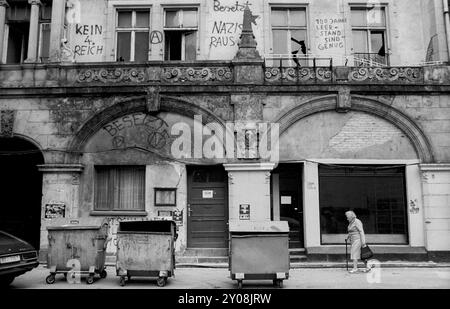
xmin=0 ymin=59 xmax=449 ymax=89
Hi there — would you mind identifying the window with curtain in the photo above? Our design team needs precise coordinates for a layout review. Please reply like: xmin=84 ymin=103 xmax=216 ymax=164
xmin=351 ymin=6 xmax=388 ymax=66
xmin=116 ymin=9 xmax=150 ymax=62
xmin=95 ymin=166 xmax=145 ymax=211
xmin=271 ymin=7 xmax=308 ymax=67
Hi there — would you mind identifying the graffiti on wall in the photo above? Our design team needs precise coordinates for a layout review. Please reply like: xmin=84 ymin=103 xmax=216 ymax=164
xmin=102 ymin=113 xmax=171 ymax=151
xmin=315 ymin=17 xmax=346 ymax=52
xmin=209 ymin=0 xmax=260 ymax=54
xmin=73 ymin=24 xmax=104 ymax=57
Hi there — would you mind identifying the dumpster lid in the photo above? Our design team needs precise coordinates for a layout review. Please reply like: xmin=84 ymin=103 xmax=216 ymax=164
xmin=46 ymin=218 xmax=109 ymax=230
xmin=118 ymin=220 xmax=176 ymax=233
xmin=229 ymin=221 xmax=289 ymax=233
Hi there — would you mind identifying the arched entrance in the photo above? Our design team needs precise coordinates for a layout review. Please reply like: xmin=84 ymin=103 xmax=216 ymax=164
xmin=0 ymin=137 xmax=44 ymax=249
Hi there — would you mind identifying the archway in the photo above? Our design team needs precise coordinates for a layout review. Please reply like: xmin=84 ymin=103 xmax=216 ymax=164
xmin=0 ymin=137 xmax=44 ymax=249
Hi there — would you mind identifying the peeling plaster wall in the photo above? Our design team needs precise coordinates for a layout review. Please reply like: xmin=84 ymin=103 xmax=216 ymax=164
xmin=279 ymin=110 xmax=418 ymax=161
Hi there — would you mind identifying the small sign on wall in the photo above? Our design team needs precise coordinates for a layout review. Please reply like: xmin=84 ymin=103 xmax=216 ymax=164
xmin=239 ymin=204 xmax=250 ymax=220
xmin=202 ymin=190 xmax=214 ymax=199
xmin=281 ymin=196 xmax=292 ymax=205
xmin=173 ymin=209 xmax=183 ymax=226
xmin=45 ymin=203 xmax=66 ymax=219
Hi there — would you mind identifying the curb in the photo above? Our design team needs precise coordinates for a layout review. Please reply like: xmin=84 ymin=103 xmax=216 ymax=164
xmin=45 ymin=261 xmax=450 ymax=269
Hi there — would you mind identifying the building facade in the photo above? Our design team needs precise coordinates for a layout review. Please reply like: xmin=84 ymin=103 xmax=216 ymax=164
xmin=0 ymin=0 xmax=449 ymax=262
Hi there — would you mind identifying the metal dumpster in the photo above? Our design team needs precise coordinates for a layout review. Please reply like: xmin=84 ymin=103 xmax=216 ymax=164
xmin=46 ymin=218 xmax=109 ymax=285
xmin=229 ymin=221 xmax=290 ymax=288
xmin=115 ymin=220 xmax=177 ymax=287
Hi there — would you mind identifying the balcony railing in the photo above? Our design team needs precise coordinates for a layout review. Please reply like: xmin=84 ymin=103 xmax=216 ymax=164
xmin=353 ymin=53 xmax=389 ymax=67
xmin=0 ymin=60 xmax=449 ymax=88
xmin=264 ymin=55 xmax=334 ymax=84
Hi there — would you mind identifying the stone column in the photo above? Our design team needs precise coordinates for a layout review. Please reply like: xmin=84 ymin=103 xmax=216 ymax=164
xmin=49 ymin=0 xmax=66 ymax=62
xmin=303 ymin=161 xmax=321 ymax=248
xmin=224 ymin=163 xmax=277 ymax=223
xmin=0 ymin=0 xmax=8 ymax=63
xmin=25 ymin=0 xmax=41 ymax=63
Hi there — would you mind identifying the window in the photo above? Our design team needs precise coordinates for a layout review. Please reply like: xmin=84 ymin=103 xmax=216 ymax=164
xmin=116 ymin=9 xmax=150 ymax=62
xmin=5 ymin=3 xmax=30 ymax=64
xmin=164 ymin=8 xmax=198 ymax=61
xmin=319 ymin=165 xmax=408 ymax=244
xmin=38 ymin=4 xmax=52 ymax=62
xmin=271 ymin=7 xmax=307 ymax=67
xmin=95 ymin=166 xmax=145 ymax=211
xmin=154 ymin=188 xmax=177 ymax=206
xmin=351 ymin=6 xmax=388 ymax=66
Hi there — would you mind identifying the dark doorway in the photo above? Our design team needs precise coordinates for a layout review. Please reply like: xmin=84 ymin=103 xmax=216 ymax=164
xmin=187 ymin=165 xmax=228 ymax=248
xmin=273 ymin=163 xmax=304 ymax=248
xmin=0 ymin=137 xmax=44 ymax=249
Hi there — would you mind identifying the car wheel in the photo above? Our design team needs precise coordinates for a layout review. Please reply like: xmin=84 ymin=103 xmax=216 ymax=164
xmin=0 ymin=276 xmax=15 ymax=286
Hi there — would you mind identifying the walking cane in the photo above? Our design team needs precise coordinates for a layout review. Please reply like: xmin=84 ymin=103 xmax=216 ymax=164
xmin=345 ymin=238 xmax=348 ymax=271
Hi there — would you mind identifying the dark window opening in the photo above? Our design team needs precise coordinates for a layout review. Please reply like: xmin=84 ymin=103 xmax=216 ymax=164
xmin=6 ymin=22 xmax=29 ymax=64
xmin=165 ymin=31 xmax=182 ymax=60
xmin=163 ymin=8 xmax=197 ymax=61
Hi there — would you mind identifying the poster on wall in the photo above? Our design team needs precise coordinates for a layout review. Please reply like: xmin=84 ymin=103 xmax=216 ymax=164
xmin=44 ymin=203 xmax=66 ymax=219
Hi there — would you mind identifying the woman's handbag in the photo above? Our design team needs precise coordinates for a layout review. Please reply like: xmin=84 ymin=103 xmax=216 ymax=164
xmin=361 ymin=245 xmax=374 ymax=260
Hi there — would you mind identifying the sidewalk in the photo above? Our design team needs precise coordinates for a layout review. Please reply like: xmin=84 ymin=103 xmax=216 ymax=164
xmin=9 ymin=264 xmax=450 ymax=289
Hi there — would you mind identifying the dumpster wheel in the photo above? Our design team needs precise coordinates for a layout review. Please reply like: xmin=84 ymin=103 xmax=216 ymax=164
xmin=119 ymin=276 xmax=126 ymax=287
xmin=156 ymin=277 xmax=167 ymax=287
xmin=100 ymin=269 xmax=107 ymax=279
xmin=45 ymin=275 xmax=56 ymax=284
xmin=273 ymin=279 xmax=283 ymax=288
xmin=86 ymin=275 xmax=95 ymax=285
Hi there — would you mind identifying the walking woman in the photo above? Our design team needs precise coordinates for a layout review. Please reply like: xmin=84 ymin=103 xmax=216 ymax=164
xmin=345 ymin=210 xmax=370 ymax=273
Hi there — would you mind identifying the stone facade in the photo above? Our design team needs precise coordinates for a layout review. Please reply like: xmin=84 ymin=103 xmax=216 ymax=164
xmin=0 ymin=0 xmax=449 ymax=261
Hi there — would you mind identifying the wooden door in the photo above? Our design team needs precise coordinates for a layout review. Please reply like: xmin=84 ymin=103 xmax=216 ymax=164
xmin=187 ymin=166 xmax=228 ymax=248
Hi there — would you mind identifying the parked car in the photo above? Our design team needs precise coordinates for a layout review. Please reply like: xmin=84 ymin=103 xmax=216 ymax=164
xmin=0 ymin=231 xmax=39 ymax=286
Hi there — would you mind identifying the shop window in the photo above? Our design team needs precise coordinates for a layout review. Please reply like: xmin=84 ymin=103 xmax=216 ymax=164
xmin=351 ymin=6 xmax=388 ymax=66
xmin=154 ymin=188 xmax=177 ymax=206
xmin=271 ymin=7 xmax=307 ymax=67
xmin=164 ymin=8 xmax=198 ymax=61
xmin=116 ymin=9 xmax=150 ymax=62
xmin=319 ymin=165 xmax=408 ymax=244
xmin=95 ymin=166 xmax=145 ymax=211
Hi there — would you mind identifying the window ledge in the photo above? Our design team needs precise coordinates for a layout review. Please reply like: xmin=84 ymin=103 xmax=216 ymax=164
xmin=90 ymin=211 xmax=148 ymax=217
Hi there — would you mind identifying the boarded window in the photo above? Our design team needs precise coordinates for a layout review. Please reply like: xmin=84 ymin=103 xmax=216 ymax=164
xmin=116 ymin=9 xmax=150 ymax=62
xmin=319 ymin=165 xmax=408 ymax=244
xmin=95 ymin=166 xmax=145 ymax=211
xmin=164 ymin=8 xmax=198 ymax=61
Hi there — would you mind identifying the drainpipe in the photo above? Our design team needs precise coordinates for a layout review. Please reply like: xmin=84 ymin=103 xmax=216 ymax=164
xmin=442 ymin=0 xmax=450 ymax=61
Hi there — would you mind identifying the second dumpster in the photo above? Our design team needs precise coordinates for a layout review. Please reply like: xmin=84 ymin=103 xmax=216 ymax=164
xmin=116 ymin=220 xmax=177 ymax=287
xmin=229 ymin=221 xmax=290 ymax=288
